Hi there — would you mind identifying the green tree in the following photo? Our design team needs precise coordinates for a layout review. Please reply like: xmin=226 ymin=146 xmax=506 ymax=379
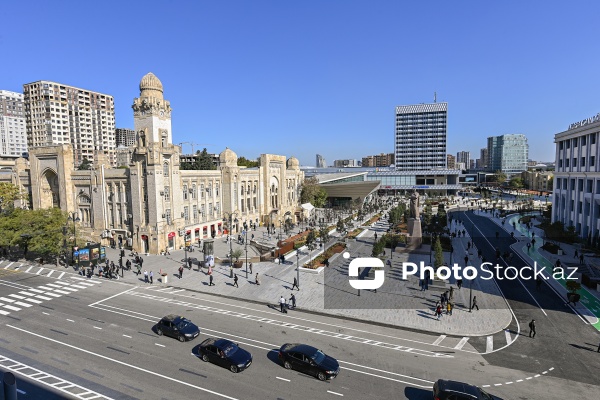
xmin=371 ymin=238 xmax=385 ymax=258
xmin=300 ymin=177 xmax=327 ymax=207
xmin=433 ymin=237 xmax=444 ymax=269
xmin=318 ymin=225 xmax=330 ymax=244
xmin=510 ymin=176 xmax=524 ymax=191
xmin=78 ymin=157 xmax=92 ymax=170
xmin=0 ymin=182 xmax=22 ymax=212
xmin=493 ymin=170 xmax=507 ymax=186
xmin=196 ymin=148 xmax=217 ymax=170
xmin=336 ymin=218 xmax=345 ymax=233
xmin=237 ymin=156 xmax=260 ymax=168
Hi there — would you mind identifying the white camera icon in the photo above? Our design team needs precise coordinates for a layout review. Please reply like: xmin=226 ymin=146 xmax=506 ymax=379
xmin=348 ymin=257 xmax=385 ymax=290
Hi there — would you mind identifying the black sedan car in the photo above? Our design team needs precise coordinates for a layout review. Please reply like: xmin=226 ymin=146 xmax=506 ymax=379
xmin=197 ymin=338 xmax=252 ymax=373
xmin=278 ymin=343 xmax=339 ymax=381
xmin=155 ymin=315 xmax=200 ymax=342
xmin=433 ymin=379 xmax=503 ymax=400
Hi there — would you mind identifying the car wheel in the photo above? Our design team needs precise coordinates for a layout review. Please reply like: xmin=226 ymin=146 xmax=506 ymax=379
xmin=230 ymin=365 xmax=238 ymax=373
xmin=284 ymin=361 xmax=292 ymax=370
xmin=178 ymin=335 xmax=185 ymax=342
xmin=156 ymin=328 xmax=163 ymax=336
xmin=317 ymin=372 xmax=326 ymax=381
xmin=202 ymin=354 xmax=209 ymax=362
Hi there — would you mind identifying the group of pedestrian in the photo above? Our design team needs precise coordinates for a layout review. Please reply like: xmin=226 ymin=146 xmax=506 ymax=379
xmin=279 ymin=293 xmax=297 ymax=313
xmin=143 ymin=269 xmax=154 ymax=284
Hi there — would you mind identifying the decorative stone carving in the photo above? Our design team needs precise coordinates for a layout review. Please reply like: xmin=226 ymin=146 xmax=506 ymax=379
xmin=409 ymin=190 xmax=420 ymax=219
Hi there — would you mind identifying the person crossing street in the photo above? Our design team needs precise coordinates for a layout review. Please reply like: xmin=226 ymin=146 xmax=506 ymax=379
xmin=291 ymin=277 xmax=299 ymax=291
xmin=233 ymin=274 xmax=239 ymax=288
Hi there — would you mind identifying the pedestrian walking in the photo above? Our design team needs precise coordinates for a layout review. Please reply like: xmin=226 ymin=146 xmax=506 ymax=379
xmin=149 ymin=271 xmax=153 ymax=284
xmin=529 ymin=319 xmax=536 ymax=338
xmin=249 ymin=262 xmax=253 ymax=274
xmin=446 ymin=302 xmax=453 ymax=315
xmin=188 ymin=258 xmax=193 ymax=270
xmin=289 ymin=293 xmax=296 ymax=309
xmin=457 ymin=279 xmax=463 ymax=290
xmin=527 ymin=242 xmax=531 ymax=252
xmin=279 ymin=295 xmax=287 ymax=313
xmin=144 ymin=269 xmax=148 ymax=283
xmin=574 ymin=249 xmax=579 ymax=259
xmin=436 ymin=304 xmax=443 ymax=320
xmin=579 ymin=254 xmax=585 ymax=264
xmin=255 ymin=273 xmax=260 ymax=285
xmin=178 ymin=266 xmax=184 ymax=279
xmin=209 ymin=274 xmax=215 ymax=286
xmin=136 ymin=264 xmax=141 ymax=275
xmin=471 ymin=296 xmax=479 ymax=311
xmin=291 ymin=277 xmax=299 ymax=291
xmin=233 ymin=274 xmax=239 ymax=288
xmin=449 ymin=286 xmax=454 ymax=301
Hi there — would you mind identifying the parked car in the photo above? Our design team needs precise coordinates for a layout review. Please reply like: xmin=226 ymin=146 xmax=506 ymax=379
xmin=433 ymin=379 xmax=503 ymax=400
xmin=196 ymin=338 xmax=252 ymax=373
xmin=278 ymin=343 xmax=339 ymax=381
xmin=155 ymin=315 xmax=200 ymax=342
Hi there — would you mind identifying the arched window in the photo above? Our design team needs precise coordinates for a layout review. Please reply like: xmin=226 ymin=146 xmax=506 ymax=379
xmin=163 ymin=162 xmax=169 ymax=176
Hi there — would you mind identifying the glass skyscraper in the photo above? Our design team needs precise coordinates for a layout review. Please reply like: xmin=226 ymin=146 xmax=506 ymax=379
xmin=487 ymin=134 xmax=529 ymax=174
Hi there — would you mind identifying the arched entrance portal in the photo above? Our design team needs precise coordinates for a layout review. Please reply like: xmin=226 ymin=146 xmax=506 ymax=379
xmin=40 ymin=169 xmax=60 ymax=209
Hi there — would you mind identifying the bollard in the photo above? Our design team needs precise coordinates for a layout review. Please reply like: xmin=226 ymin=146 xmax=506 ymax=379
xmin=3 ymin=371 xmax=18 ymax=400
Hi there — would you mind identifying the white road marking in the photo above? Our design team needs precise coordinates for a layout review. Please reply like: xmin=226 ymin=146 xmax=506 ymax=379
xmin=4 ymin=305 xmax=21 ymax=311
xmin=88 ymin=287 xmax=135 ymax=307
xmin=52 ymin=290 xmax=71 ymax=295
xmin=4 ymin=262 xmax=14 ymax=269
xmin=486 ymin=336 xmax=493 ymax=353
xmin=505 ymin=381 xmax=513 ymax=384
xmin=93 ymin=326 xmax=102 ymax=330
xmin=19 ymin=291 xmax=36 ymax=296
xmin=66 ymin=319 xmax=75 ymax=322
xmin=155 ymin=343 xmax=165 ymax=347
xmin=11 ymin=324 xmax=237 ymax=400
xmin=16 ymin=389 xmax=26 ymax=394
xmin=47 ymin=270 xmax=54 ymax=277
xmin=432 ymin=335 xmax=446 ymax=346
xmin=69 ymin=284 xmax=89 ymax=289
xmin=9 ymin=294 xmax=25 ymax=300
xmin=14 ymin=264 xmax=23 ymax=270
xmin=0 ymin=309 xmax=10 ymax=315
xmin=13 ymin=301 xmax=32 ymax=308
xmin=42 ymin=312 xmax=50 ymax=315
xmin=27 ymin=288 xmax=44 ymax=293
xmin=37 ymin=286 xmax=53 ymax=290
xmin=23 ymin=298 xmax=42 ymax=304
xmin=170 ymin=289 xmax=185 ymax=294
xmin=45 ymin=284 xmax=63 ymax=288
xmin=92 ymin=302 xmax=436 ymax=388
xmin=44 ymin=292 xmax=61 ymax=298
xmin=122 ymin=334 xmax=132 ymax=338
xmin=276 ymin=377 xmax=290 ymax=382
xmin=36 ymin=268 xmax=44 ymax=275
xmin=0 ymin=297 xmax=15 ymax=303
xmin=327 ymin=391 xmax=344 ymax=396
xmin=454 ymin=337 xmax=469 ymax=350
xmin=505 ymin=330 xmax=513 ymax=345
xmin=35 ymin=295 xmax=53 ymax=301
xmin=516 ymin=379 xmax=523 ymax=382
xmin=54 ymin=281 xmax=71 ymax=285
xmin=25 ymin=266 xmax=33 ymax=273
xmin=57 ymin=272 xmax=65 ymax=279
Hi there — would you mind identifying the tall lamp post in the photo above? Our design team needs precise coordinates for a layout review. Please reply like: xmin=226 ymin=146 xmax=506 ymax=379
xmin=68 ymin=212 xmax=80 ymax=265
xmin=244 ymin=231 xmax=249 ymax=279
xmin=223 ymin=211 xmax=239 ymax=278
xmin=296 ymin=249 xmax=300 ymax=289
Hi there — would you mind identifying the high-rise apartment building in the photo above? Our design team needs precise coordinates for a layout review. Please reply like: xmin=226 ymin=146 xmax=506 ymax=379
xmin=456 ymin=151 xmax=470 ymax=166
xmin=362 ymin=153 xmax=395 ymax=167
xmin=487 ymin=134 xmax=529 ymax=175
xmin=316 ymin=154 xmax=326 ymax=168
xmin=0 ymin=90 xmax=27 ymax=158
xmin=333 ymin=159 xmax=358 ymax=168
xmin=480 ymin=148 xmax=489 ymax=170
xmin=395 ymin=102 xmax=447 ymax=171
xmin=446 ymin=154 xmax=456 ymax=169
xmin=23 ymin=80 xmax=116 ymax=166
xmin=116 ymin=128 xmax=136 ymax=147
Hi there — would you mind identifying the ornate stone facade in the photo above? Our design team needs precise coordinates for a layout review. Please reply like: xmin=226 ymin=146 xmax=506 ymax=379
xmin=1 ymin=73 xmax=304 ymax=254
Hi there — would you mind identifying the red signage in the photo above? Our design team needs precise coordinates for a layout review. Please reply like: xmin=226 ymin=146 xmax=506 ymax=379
xmin=168 ymin=232 xmax=176 ymax=238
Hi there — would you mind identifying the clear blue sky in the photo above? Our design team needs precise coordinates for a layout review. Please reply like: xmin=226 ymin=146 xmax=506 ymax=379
xmin=2 ymin=1 xmax=598 ymax=166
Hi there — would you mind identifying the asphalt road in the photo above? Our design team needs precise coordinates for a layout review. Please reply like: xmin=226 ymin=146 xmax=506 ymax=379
xmin=0 ymin=250 xmax=598 ymax=399
xmin=456 ymin=210 xmax=600 ymax=387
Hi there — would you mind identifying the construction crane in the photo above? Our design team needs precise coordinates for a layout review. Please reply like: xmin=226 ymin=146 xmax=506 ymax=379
xmin=177 ymin=142 xmax=213 ymax=154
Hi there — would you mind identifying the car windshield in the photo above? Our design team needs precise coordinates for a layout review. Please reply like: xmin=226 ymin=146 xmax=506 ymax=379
xmin=311 ymin=349 xmax=326 ymax=364
xmin=222 ymin=343 xmax=238 ymax=356
xmin=479 ymin=388 xmax=493 ymax=400
xmin=176 ymin=318 xmax=191 ymax=330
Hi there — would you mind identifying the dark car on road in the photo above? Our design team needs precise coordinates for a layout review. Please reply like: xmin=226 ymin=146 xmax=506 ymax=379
xmin=278 ymin=343 xmax=339 ymax=381
xmin=155 ymin=315 xmax=200 ymax=342
xmin=196 ymin=338 xmax=252 ymax=373
xmin=433 ymin=379 xmax=503 ymax=400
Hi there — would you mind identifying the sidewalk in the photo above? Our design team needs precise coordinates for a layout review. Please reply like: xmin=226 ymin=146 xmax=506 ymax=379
xmin=1 ymin=212 xmax=513 ymax=337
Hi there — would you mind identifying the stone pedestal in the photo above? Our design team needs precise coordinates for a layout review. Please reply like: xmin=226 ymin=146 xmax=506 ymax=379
xmin=407 ymin=218 xmax=422 ymax=249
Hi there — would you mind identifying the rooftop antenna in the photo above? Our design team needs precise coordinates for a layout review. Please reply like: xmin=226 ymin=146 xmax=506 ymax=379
xmin=434 ymin=92 xmax=437 ymax=103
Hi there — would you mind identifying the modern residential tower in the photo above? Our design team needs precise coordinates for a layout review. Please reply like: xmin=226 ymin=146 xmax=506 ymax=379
xmin=23 ymin=80 xmax=116 ymax=167
xmin=316 ymin=154 xmax=326 ymax=168
xmin=394 ymin=102 xmax=447 ymax=171
xmin=0 ymin=90 xmax=27 ymax=158
xmin=487 ymin=134 xmax=529 ymax=175
xmin=116 ymin=128 xmax=136 ymax=147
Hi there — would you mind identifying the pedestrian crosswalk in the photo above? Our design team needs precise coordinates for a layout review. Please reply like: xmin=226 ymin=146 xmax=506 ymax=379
xmin=431 ymin=323 xmax=518 ymax=354
xmin=0 ymin=276 xmax=101 ymax=317
xmin=0 ymin=260 xmax=69 ymax=280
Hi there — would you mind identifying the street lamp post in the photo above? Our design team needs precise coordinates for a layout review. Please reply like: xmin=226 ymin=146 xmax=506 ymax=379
xmin=244 ymin=231 xmax=249 ymax=279
xmin=223 ymin=211 xmax=239 ymax=278
xmin=67 ymin=212 xmax=80 ymax=265
xmin=296 ymin=250 xmax=300 ymax=289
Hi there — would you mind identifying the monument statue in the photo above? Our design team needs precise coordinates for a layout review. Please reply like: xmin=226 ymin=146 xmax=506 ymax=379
xmin=409 ymin=190 xmax=420 ymax=219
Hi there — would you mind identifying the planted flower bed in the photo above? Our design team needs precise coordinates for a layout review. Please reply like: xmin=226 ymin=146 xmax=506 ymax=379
xmin=305 ymin=242 xmax=346 ymax=269
xmin=346 ymin=228 xmax=364 ymax=239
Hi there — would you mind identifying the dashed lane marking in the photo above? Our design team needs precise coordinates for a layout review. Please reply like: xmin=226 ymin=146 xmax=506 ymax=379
xmin=481 ymin=367 xmax=554 ymax=387
xmin=4 ymin=262 xmax=14 ymax=269
xmin=454 ymin=337 xmax=469 ymax=350
xmin=57 ymin=272 xmax=65 ymax=279
xmin=276 ymin=377 xmax=290 ymax=382
xmin=505 ymin=330 xmax=513 ymax=345
xmin=47 ymin=270 xmax=54 ymax=277
xmin=328 ymin=391 xmax=344 ymax=396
